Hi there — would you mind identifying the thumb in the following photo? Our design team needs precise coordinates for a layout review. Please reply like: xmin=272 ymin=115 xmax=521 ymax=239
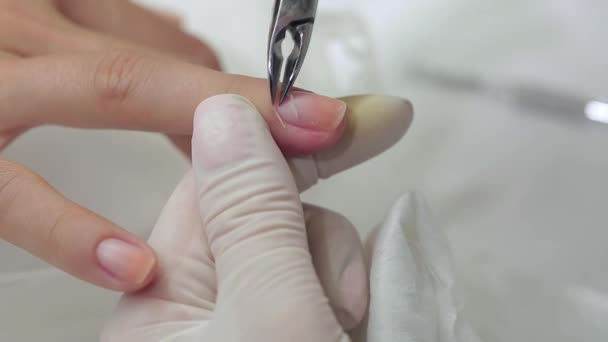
xmin=192 ymin=94 xmax=347 ymax=341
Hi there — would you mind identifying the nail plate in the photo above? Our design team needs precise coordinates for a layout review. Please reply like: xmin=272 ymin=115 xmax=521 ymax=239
xmin=277 ymin=91 xmax=347 ymax=131
xmin=96 ymin=238 xmax=155 ymax=285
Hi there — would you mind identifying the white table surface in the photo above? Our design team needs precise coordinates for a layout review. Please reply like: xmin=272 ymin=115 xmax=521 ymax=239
xmin=1 ymin=0 xmax=607 ymax=340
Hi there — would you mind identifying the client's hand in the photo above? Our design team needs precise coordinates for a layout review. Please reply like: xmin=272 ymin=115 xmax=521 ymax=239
xmin=101 ymin=94 xmax=413 ymax=341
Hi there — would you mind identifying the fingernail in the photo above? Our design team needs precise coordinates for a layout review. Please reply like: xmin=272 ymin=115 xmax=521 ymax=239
xmin=277 ymin=91 xmax=347 ymax=131
xmin=314 ymin=95 xmax=413 ymax=179
xmin=96 ymin=238 xmax=155 ymax=285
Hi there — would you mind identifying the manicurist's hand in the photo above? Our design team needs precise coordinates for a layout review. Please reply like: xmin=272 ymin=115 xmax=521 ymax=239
xmin=102 ymin=94 xmax=413 ymax=341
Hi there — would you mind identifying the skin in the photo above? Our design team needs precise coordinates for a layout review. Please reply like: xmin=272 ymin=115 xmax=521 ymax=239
xmin=0 ymin=1 xmax=416 ymax=337
xmin=0 ymin=0 xmax=348 ymax=293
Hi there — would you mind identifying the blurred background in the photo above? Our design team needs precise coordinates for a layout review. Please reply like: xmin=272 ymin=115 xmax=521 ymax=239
xmin=2 ymin=0 xmax=608 ymax=340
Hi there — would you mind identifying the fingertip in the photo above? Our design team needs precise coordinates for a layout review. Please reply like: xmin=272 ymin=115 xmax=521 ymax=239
xmin=0 ymin=158 xmax=157 ymax=293
xmin=215 ymin=75 xmax=348 ymax=156
xmin=192 ymin=94 xmax=266 ymax=170
xmin=95 ymin=236 xmax=158 ymax=292
xmin=304 ymin=204 xmax=369 ymax=331
xmin=343 ymin=94 xmax=413 ymax=143
xmin=337 ymin=256 xmax=369 ymax=330
xmin=314 ymin=95 xmax=414 ymax=178
xmin=193 ymin=94 xmax=258 ymax=128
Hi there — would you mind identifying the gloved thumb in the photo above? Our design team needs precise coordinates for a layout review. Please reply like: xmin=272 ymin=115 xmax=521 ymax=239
xmin=191 ymin=94 xmax=348 ymax=341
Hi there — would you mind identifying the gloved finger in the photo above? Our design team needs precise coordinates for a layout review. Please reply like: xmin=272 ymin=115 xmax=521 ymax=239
xmin=0 ymin=159 xmax=157 ymax=292
xmin=107 ymin=180 xmax=367 ymax=333
xmin=304 ymin=204 xmax=368 ymax=331
xmin=192 ymin=94 xmax=347 ymax=340
xmin=0 ymin=51 xmax=346 ymax=156
xmin=57 ymin=0 xmax=221 ymax=69
xmin=106 ymin=182 xmax=369 ymax=334
xmin=289 ymin=95 xmax=413 ymax=192
xmin=102 ymin=171 xmax=214 ymax=337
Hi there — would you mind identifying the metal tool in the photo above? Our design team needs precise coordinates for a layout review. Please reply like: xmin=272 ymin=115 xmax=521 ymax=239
xmin=267 ymin=0 xmax=318 ymax=105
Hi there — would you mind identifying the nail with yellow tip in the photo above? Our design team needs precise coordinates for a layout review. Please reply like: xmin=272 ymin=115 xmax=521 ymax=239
xmin=289 ymin=95 xmax=414 ymax=192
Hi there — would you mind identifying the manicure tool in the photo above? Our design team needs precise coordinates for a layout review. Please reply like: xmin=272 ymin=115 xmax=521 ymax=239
xmin=267 ymin=0 xmax=319 ymax=105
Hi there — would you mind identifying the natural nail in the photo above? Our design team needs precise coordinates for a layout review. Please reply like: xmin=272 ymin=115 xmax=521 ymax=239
xmin=277 ymin=91 xmax=347 ymax=131
xmin=96 ymin=238 xmax=155 ymax=285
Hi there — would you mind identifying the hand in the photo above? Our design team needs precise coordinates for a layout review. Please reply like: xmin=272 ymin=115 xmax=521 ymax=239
xmin=101 ymin=94 xmax=413 ymax=341
xmin=0 ymin=1 xmax=348 ymax=292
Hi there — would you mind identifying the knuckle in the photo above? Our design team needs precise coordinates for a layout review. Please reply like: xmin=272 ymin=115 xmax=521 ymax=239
xmin=92 ymin=50 xmax=153 ymax=113
xmin=0 ymin=159 xmax=72 ymax=262
xmin=45 ymin=206 xmax=74 ymax=264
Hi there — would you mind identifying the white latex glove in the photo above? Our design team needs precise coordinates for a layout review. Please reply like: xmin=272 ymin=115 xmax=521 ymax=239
xmin=351 ymin=193 xmax=483 ymax=342
xmin=101 ymin=93 xmax=412 ymax=341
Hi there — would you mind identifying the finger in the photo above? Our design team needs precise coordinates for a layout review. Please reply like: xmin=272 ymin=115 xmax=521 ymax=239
xmin=58 ymin=0 xmax=220 ymax=69
xmin=166 ymin=134 xmax=192 ymax=159
xmin=0 ymin=127 xmax=28 ymax=151
xmin=290 ymin=95 xmax=413 ymax=192
xmin=59 ymin=0 xmax=215 ymax=157
xmin=192 ymin=94 xmax=347 ymax=340
xmin=2 ymin=51 xmax=347 ymax=156
xmin=103 ymin=171 xmax=215 ymax=337
xmin=0 ymin=50 xmax=18 ymax=59
xmin=106 ymin=181 xmax=368 ymax=336
xmin=107 ymin=179 xmax=368 ymax=330
xmin=0 ymin=1 xmax=71 ymax=56
xmin=146 ymin=8 xmax=183 ymax=27
xmin=304 ymin=204 xmax=368 ymax=331
xmin=0 ymin=159 xmax=156 ymax=292
xmin=0 ymin=50 xmax=28 ymax=150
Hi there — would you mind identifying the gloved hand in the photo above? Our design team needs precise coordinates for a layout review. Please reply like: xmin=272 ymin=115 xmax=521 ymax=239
xmin=101 ymin=93 xmax=413 ymax=341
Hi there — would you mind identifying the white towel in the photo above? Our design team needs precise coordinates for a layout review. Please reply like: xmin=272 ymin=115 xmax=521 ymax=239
xmin=352 ymin=193 xmax=482 ymax=342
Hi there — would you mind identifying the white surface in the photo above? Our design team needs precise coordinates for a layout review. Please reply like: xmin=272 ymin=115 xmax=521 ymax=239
xmin=352 ymin=193 xmax=482 ymax=342
xmin=2 ymin=0 xmax=608 ymax=341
